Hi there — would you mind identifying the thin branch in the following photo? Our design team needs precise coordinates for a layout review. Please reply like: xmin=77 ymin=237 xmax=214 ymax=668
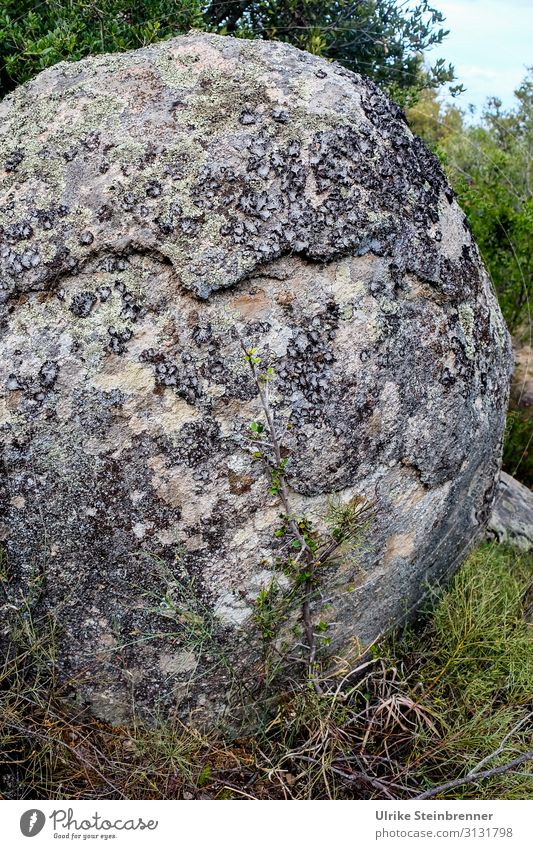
xmin=236 ymin=330 xmax=322 ymax=693
xmin=414 ymin=748 xmax=533 ymax=800
xmin=470 ymin=712 xmax=533 ymax=775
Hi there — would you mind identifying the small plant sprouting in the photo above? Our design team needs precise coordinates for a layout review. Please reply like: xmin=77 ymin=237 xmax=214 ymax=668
xmin=268 ymin=458 xmax=288 ymax=496
xmin=253 ymin=580 xmax=282 ymax=643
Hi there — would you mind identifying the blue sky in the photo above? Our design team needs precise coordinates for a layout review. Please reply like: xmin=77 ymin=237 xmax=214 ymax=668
xmin=430 ymin=0 xmax=532 ymax=113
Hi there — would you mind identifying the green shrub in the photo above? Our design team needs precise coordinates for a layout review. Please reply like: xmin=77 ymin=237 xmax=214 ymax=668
xmin=408 ymin=71 xmax=533 ymax=335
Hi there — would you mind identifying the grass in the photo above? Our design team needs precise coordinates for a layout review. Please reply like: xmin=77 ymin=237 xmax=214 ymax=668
xmin=0 ymin=543 xmax=531 ymax=800
xmin=503 ymin=407 xmax=533 ymax=489
xmin=382 ymin=545 xmax=533 ymax=799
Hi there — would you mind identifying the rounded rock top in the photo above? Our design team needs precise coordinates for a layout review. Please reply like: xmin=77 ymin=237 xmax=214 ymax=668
xmin=2 ymin=31 xmax=475 ymax=302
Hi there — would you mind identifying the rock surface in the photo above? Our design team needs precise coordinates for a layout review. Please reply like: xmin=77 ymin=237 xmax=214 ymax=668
xmin=0 ymin=33 xmax=513 ymax=721
xmin=488 ymin=472 xmax=533 ymax=551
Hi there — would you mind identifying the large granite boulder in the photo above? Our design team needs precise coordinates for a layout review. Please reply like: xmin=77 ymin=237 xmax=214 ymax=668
xmin=0 ymin=33 xmax=512 ymax=721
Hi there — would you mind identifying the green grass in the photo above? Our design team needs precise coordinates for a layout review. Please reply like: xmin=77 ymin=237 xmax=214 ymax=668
xmin=0 ymin=543 xmax=531 ymax=800
xmin=382 ymin=544 xmax=533 ymax=799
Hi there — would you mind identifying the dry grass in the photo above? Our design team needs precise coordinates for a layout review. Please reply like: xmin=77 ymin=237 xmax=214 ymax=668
xmin=1 ymin=543 xmax=531 ymax=800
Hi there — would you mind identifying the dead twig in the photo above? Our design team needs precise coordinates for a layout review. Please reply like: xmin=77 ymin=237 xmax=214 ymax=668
xmin=414 ymin=748 xmax=533 ymax=800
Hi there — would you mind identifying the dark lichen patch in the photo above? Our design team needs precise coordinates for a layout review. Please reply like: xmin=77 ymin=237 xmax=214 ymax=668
xmin=98 ymin=285 xmax=111 ymax=301
xmin=197 ymin=502 xmax=241 ymax=550
xmin=5 ymin=357 xmax=60 ymax=410
xmin=6 ymin=374 xmax=25 ymax=391
xmin=276 ymin=302 xmax=339 ymax=425
xmin=4 ymin=149 xmax=24 ymax=172
xmin=69 ymin=290 xmax=97 ymax=318
xmin=173 ymin=418 xmax=222 ymax=468
xmin=139 ymin=349 xmax=203 ymax=404
xmin=228 ymin=469 xmax=255 ymax=495
xmin=107 ymin=326 xmax=133 ymax=355
xmin=38 ymin=360 xmax=59 ymax=389
xmin=118 ymin=288 xmax=144 ymax=323
xmin=78 ymin=229 xmax=94 ymax=245
xmin=1 ymin=221 xmax=34 ymax=243
xmin=3 ymin=244 xmax=41 ymax=276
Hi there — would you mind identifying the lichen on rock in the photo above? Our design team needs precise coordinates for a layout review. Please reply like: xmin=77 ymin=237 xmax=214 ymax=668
xmin=0 ymin=33 xmax=513 ymax=721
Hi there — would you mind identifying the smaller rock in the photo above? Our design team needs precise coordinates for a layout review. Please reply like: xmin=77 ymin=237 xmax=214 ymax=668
xmin=487 ymin=472 xmax=533 ymax=551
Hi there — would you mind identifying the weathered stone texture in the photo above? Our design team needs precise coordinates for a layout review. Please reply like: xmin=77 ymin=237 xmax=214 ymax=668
xmin=488 ymin=472 xmax=533 ymax=551
xmin=0 ymin=33 xmax=512 ymax=720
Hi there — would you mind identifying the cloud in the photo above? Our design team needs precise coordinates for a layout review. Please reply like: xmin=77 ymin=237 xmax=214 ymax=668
xmin=432 ymin=0 xmax=532 ymax=109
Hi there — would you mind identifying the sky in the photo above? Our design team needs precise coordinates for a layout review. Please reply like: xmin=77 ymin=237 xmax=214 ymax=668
xmin=429 ymin=0 xmax=532 ymax=114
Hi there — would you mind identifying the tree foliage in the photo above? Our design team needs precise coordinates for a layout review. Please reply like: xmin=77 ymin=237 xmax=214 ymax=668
xmin=444 ymin=75 xmax=533 ymax=334
xmin=0 ymin=0 xmax=456 ymax=103
xmin=407 ymin=85 xmax=462 ymax=146
xmin=0 ymin=0 xmax=205 ymax=97
xmin=407 ymin=73 xmax=533 ymax=488
xmin=408 ymin=71 xmax=533 ymax=335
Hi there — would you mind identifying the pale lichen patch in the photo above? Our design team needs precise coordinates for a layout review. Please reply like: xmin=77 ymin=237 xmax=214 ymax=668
xmin=383 ymin=533 xmax=416 ymax=567
xmin=158 ymin=651 xmax=197 ymax=676
xmin=458 ymin=302 xmax=475 ymax=360
xmin=91 ymin=359 xmax=155 ymax=394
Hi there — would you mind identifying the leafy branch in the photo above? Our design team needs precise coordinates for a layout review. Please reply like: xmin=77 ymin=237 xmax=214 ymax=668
xmin=237 ymin=329 xmax=374 ymax=694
